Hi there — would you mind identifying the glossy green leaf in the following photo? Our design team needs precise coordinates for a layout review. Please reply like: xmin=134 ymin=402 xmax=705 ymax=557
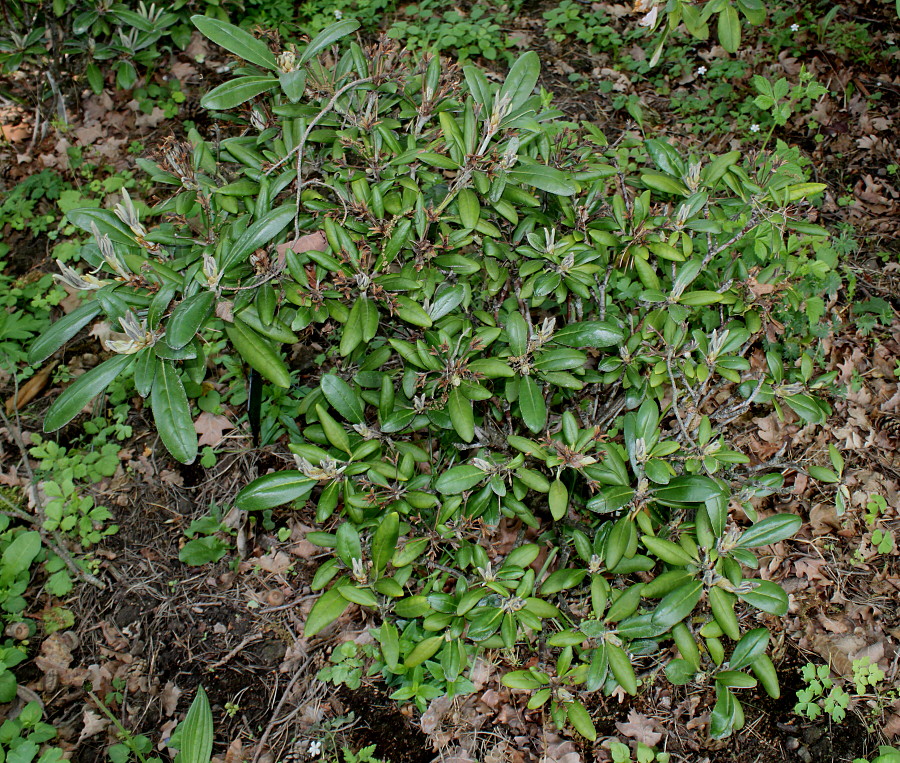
xmin=44 ymin=353 xmax=135 ymax=432
xmin=65 ymin=207 xmax=136 ymax=245
xmin=607 ymin=643 xmax=637 ymax=694
xmin=200 ymin=76 xmax=277 ymax=110
xmin=167 ymin=291 xmax=215 ymax=350
xmin=653 ymin=475 xmax=723 ymax=505
xmin=729 ymin=628 xmax=769 ymax=670
xmin=404 ymin=636 xmax=443 ymax=667
xmin=299 ymin=19 xmax=361 ymax=64
xmin=735 ymin=514 xmax=801 ymax=548
xmin=371 ymin=512 xmax=400 ymax=574
xmin=191 ymin=15 xmax=277 ymax=70
xmin=519 ymin=375 xmax=546 ymax=433
xmin=315 ymin=404 xmax=351 ymax=454
xmin=151 ymin=360 xmax=198 ymax=465
xmin=509 ymin=160 xmax=576 ymax=196
xmin=717 ymin=4 xmax=741 ymax=53
xmin=222 ymin=205 xmax=295 ymax=270
xmin=499 ymin=50 xmax=540 ymax=112
xmin=321 ymin=374 xmax=364 ymax=424
xmin=28 ymin=302 xmax=101 ymax=364
xmin=548 ymin=479 xmax=567 ymax=520
xmin=304 ymin=587 xmax=351 ymax=636
xmin=435 ymin=464 xmax=485 ymax=495
xmin=235 ymin=471 xmax=315 ymax=510
xmin=448 ymin=387 xmax=474 ymax=442
xmin=566 ymin=700 xmax=597 ymax=741
xmin=737 ymin=580 xmax=788 ymax=616
xmin=650 ymin=581 xmax=703 ymax=630
xmin=2 ymin=531 xmax=41 ymax=576
xmin=553 ymin=321 xmax=624 ymax=348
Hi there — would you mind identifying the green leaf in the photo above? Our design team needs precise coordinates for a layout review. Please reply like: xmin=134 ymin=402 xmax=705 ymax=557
xmin=586 ymin=485 xmax=635 ymax=514
xmin=222 ymin=205 xmax=295 ymax=270
xmin=463 ymin=65 xmax=492 ymax=111
xmin=178 ymin=686 xmax=213 ymax=763
xmin=717 ymin=4 xmax=741 ymax=53
xmin=650 ymin=581 xmax=703 ymax=630
xmin=404 ymin=636 xmax=443 ymax=667
xmin=737 ymin=580 xmax=788 ymax=616
xmin=519 ymin=375 xmax=546 ymax=433
xmin=305 ymin=587 xmax=351 ymax=636
xmin=434 ymin=464 xmax=485 ymax=495
xmin=782 ymin=393 xmax=827 ymax=424
xmin=736 ymin=514 xmax=801 ymax=548
xmin=338 ymin=585 xmax=378 ymax=607
xmin=548 ymin=479 xmax=567 ymax=520
xmin=44 ymin=354 xmax=135 ymax=432
xmin=66 ymin=207 xmax=136 ymax=245
xmin=710 ymin=684 xmax=741 ymax=739
xmin=553 ymin=321 xmax=624 ymax=348
xmin=2 ymin=531 xmax=41 ymax=576
xmin=448 ymin=387 xmax=474 ymax=443
xmin=371 ymin=512 xmax=400 ymax=574
xmin=316 ymin=404 xmax=351 ymax=454
xmin=509 ymin=160 xmax=576 ymax=196
xmin=235 ymin=471 xmax=315 ymax=510
xmin=607 ymin=643 xmax=637 ymax=694
xmin=729 ymin=628 xmax=769 ymax=670
xmin=641 ymin=172 xmax=689 ymax=196
xmin=191 ymin=15 xmax=277 ymax=70
xmin=502 ymin=670 xmax=544 ymax=690
xmin=299 ymin=19 xmax=361 ymax=64
xmin=28 ymin=302 xmax=101 ymax=365
xmin=200 ymin=76 xmax=277 ymax=110
xmin=167 ymin=291 xmax=215 ymax=350
xmin=665 ymin=658 xmax=698 ymax=685
xmin=808 ymin=465 xmax=839 ymax=483
xmin=505 ymin=311 xmax=529 ymax=355
xmin=279 ymin=69 xmax=306 ymax=102
xmin=641 ymin=535 xmax=696 ymax=566
xmin=457 ymin=188 xmax=480 ymax=230
xmin=151 ymin=361 xmax=198 ymax=464
xmin=566 ymin=701 xmax=597 ymax=741
xmin=499 ymin=51 xmax=540 ymax=112
xmin=321 ymin=374 xmax=364 ymax=424
xmin=653 ymin=475 xmax=723 ymax=505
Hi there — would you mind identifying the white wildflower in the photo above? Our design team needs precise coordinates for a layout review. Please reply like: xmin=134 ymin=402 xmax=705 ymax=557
xmin=696 ymin=65 xmax=707 ymax=76
xmin=749 ymin=123 xmax=761 ymax=133
xmin=790 ymin=23 xmax=800 ymax=32
xmin=307 ymin=740 xmax=322 ymax=756
xmin=333 ymin=8 xmax=343 ymax=19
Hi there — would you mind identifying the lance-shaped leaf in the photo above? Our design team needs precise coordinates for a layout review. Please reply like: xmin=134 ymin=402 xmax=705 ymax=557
xmin=44 ymin=353 xmax=135 ymax=432
xmin=191 ymin=16 xmax=277 ymax=70
xmin=151 ymin=361 xmax=198 ymax=464
xmin=28 ymin=301 xmax=101 ymax=365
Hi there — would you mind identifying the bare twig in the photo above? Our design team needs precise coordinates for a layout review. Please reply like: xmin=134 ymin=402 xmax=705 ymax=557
xmin=251 ymin=655 xmax=313 ymax=763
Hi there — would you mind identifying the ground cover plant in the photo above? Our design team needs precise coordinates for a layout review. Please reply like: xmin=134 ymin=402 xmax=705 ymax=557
xmin=30 ymin=5 xmax=836 ymax=745
xmin=2 ymin=0 xmax=900 ymax=761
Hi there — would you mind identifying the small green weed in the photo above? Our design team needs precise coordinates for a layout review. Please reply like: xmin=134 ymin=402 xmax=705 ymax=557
xmin=794 ymin=662 xmax=851 ymax=722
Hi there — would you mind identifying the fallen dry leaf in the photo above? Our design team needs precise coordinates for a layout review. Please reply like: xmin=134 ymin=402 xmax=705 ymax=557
xmin=194 ymin=412 xmax=232 ymax=448
xmin=275 ymin=231 xmax=328 ymax=263
xmin=161 ymin=681 xmax=182 ymax=716
xmin=78 ymin=709 xmax=110 ymax=744
xmin=5 ymin=362 xmax=57 ymax=415
xmin=615 ymin=709 xmax=663 ymax=746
